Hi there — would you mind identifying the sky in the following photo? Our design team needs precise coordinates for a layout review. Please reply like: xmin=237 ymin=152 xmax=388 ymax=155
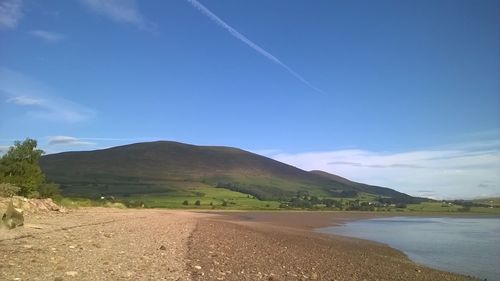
xmin=1 ymin=0 xmax=499 ymax=199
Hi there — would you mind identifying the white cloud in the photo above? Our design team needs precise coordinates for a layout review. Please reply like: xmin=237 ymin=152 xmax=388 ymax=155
xmin=186 ymin=0 xmax=324 ymax=95
xmin=30 ymin=30 xmax=64 ymax=43
xmin=265 ymin=140 xmax=500 ymax=200
xmin=7 ymin=96 xmax=43 ymax=106
xmin=0 ymin=0 xmax=22 ymax=29
xmin=48 ymin=136 xmax=95 ymax=146
xmin=1 ymin=67 xmax=96 ymax=123
xmin=80 ymin=0 xmax=154 ymax=30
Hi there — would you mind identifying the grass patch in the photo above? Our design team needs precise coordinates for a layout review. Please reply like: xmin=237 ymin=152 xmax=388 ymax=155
xmin=121 ymin=187 xmax=280 ymax=210
xmin=406 ymin=202 xmax=500 ymax=214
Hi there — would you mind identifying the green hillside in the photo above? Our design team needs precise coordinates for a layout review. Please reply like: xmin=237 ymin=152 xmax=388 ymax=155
xmin=39 ymin=141 xmax=415 ymax=202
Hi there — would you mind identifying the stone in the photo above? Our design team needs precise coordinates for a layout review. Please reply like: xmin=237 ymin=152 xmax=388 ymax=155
xmin=65 ymin=271 xmax=78 ymax=277
xmin=159 ymin=245 xmax=167 ymax=250
xmin=194 ymin=265 xmax=202 ymax=270
xmin=1 ymin=199 xmax=24 ymax=229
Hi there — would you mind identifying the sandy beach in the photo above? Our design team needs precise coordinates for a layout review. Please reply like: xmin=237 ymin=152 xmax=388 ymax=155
xmin=0 ymin=208 xmax=477 ymax=281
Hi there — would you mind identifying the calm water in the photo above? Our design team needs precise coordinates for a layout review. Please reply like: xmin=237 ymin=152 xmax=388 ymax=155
xmin=318 ymin=217 xmax=500 ymax=281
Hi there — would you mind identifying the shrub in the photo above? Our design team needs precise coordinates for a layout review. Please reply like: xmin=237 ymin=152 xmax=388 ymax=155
xmin=182 ymin=200 xmax=189 ymax=205
xmin=194 ymin=200 xmax=201 ymax=206
xmin=0 ymin=183 xmax=20 ymax=197
xmin=38 ymin=183 xmax=61 ymax=198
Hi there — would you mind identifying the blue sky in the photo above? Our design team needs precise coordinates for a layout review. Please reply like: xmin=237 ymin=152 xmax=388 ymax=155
xmin=1 ymin=0 xmax=499 ymax=199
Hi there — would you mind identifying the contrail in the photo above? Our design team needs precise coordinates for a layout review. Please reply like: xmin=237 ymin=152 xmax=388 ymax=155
xmin=186 ymin=0 xmax=325 ymax=95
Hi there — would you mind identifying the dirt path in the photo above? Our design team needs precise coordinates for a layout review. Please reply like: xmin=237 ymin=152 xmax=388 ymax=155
xmin=0 ymin=208 xmax=206 ymax=281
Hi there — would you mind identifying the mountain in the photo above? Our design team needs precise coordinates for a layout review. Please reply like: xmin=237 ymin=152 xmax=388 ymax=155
xmin=40 ymin=141 xmax=416 ymax=201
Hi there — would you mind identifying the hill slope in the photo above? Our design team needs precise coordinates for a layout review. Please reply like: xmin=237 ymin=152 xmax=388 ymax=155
xmin=40 ymin=141 xmax=414 ymax=201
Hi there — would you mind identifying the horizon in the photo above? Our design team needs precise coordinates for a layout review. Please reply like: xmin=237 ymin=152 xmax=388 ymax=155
xmin=1 ymin=0 xmax=499 ymax=200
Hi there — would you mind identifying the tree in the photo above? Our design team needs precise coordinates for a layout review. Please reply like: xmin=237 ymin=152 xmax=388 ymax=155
xmin=0 ymin=139 xmax=45 ymax=197
xmin=182 ymin=200 xmax=189 ymax=205
xmin=194 ymin=200 xmax=201 ymax=206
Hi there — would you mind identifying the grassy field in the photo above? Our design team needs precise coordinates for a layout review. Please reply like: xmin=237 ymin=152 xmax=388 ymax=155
xmin=473 ymin=197 xmax=500 ymax=207
xmin=54 ymin=186 xmax=500 ymax=214
xmin=120 ymin=187 xmax=281 ymax=209
xmin=406 ymin=201 xmax=500 ymax=214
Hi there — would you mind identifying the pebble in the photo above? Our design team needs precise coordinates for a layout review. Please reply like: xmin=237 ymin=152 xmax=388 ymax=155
xmin=194 ymin=265 xmax=202 ymax=270
xmin=159 ymin=245 xmax=167 ymax=250
xmin=65 ymin=271 xmax=78 ymax=277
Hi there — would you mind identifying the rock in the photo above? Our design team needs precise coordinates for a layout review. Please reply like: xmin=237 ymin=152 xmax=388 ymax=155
xmin=1 ymin=199 xmax=24 ymax=229
xmin=43 ymin=198 xmax=60 ymax=211
xmin=159 ymin=245 xmax=167 ymax=250
xmin=65 ymin=271 xmax=78 ymax=277
xmin=194 ymin=265 xmax=202 ymax=270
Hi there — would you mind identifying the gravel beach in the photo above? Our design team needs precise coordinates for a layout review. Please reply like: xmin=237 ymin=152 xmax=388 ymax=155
xmin=188 ymin=211 xmax=476 ymax=281
xmin=0 ymin=209 xmax=477 ymax=281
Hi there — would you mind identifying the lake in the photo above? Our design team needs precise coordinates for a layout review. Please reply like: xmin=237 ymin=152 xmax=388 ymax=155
xmin=318 ymin=217 xmax=500 ymax=281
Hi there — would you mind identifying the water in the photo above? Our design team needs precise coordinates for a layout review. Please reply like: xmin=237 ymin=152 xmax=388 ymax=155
xmin=318 ymin=217 xmax=500 ymax=281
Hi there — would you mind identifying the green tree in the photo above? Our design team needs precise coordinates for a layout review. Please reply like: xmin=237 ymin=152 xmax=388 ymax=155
xmin=182 ymin=200 xmax=189 ymax=205
xmin=194 ymin=200 xmax=201 ymax=206
xmin=0 ymin=139 xmax=45 ymax=197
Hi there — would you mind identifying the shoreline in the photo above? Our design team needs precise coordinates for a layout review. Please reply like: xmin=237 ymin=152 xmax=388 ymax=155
xmin=0 ymin=208 xmax=480 ymax=280
xmin=188 ymin=211 xmax=478 ymax=280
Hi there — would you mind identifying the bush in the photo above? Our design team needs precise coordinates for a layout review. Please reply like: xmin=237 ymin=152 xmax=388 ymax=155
xmin=38 ymin=183 xmax=61 ymax=198
xmin=104 ymin=202 xmax=126 ymax=209
xmin=194 ymin=200 xmax=201 ymax=206
xmin=182 ymin=200 xmax=189 ymax=205
xmin=0 ymin=183 xmax=20 ymax=197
